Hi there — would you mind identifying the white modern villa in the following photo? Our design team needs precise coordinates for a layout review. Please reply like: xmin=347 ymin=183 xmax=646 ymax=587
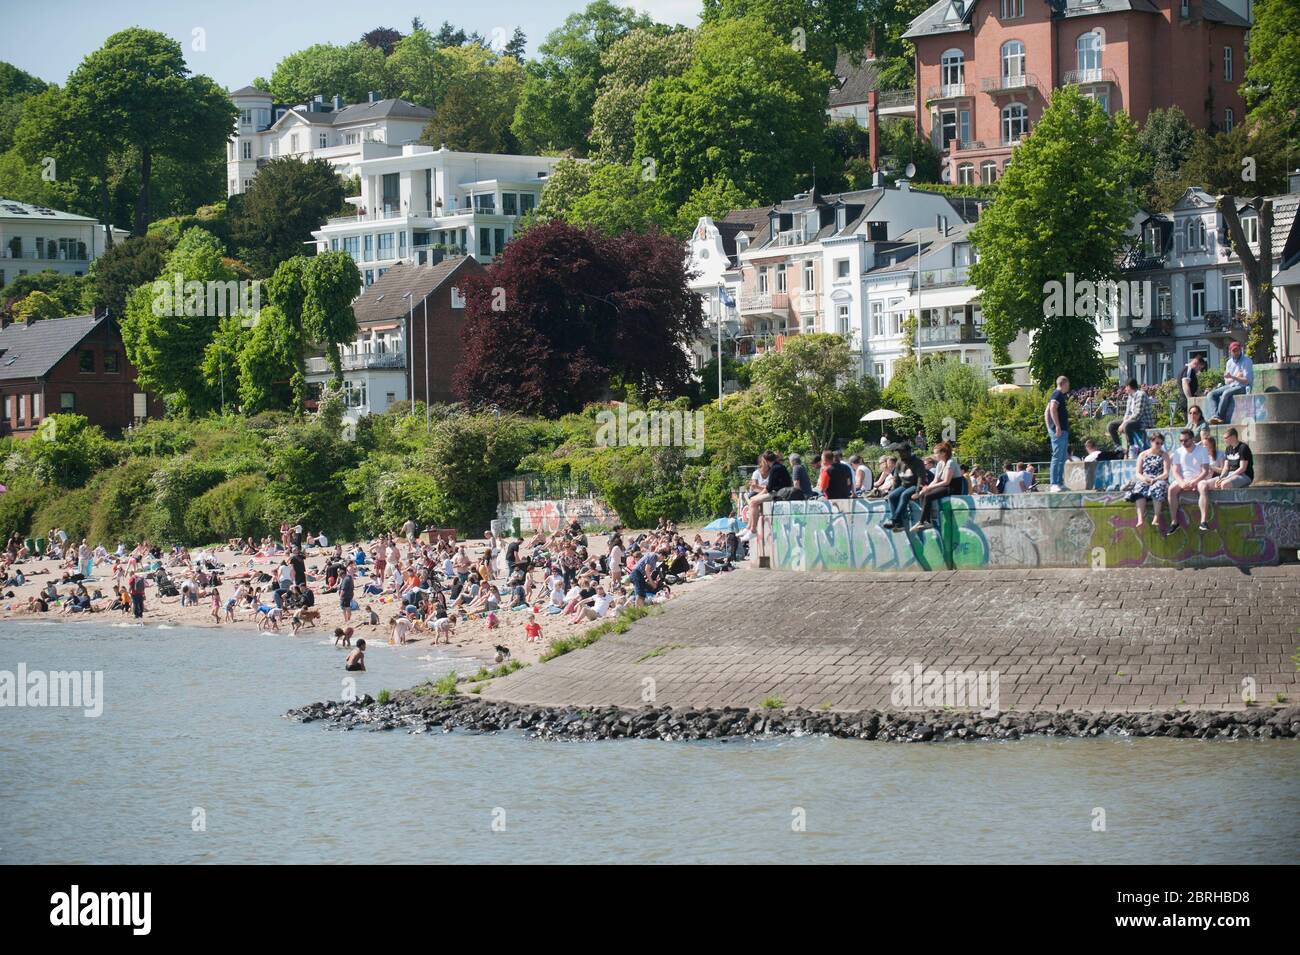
xmin=0 ymin=198 xmax=128 ymax=292
xmin=226 ymin=86 xmax=433 ymax=197
xmin=310 ymin=145 xmax=560 ymax=287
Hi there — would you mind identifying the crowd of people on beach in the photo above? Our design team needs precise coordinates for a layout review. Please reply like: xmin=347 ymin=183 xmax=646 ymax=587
xmin=2 ymin=514 xmax=745 ymax=666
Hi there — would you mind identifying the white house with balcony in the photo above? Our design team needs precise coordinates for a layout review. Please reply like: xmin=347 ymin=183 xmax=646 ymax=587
xmin=719 ymin=182 xmax=986 ymax=378
xmin=0 ymin=198 xmax=128 ymax=293
xmin=311 ymin=145 xmax=559 ymax=288
xmin=1118 ymin=186 xmax=1298 ymax=384
xmin=226 ymin=87 xmax=432 ymax=197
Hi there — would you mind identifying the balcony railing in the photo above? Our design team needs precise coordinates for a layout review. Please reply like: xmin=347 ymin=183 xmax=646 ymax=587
xmin=1119 ymin=315 xmax=1174 ymax=338
xmin=954 ymin=139 xmax=986 ymax=152
xmin=737 ymin=292 xmax=790 ymax=316
xmin=927 ymin=82 xmax=968 ymax=100
xmin=983 ymin=73 xmax=1040 ymax=94
xmin=918 ymin=324 xmax=986 ymax=344
xmin=307 ymin=351 xmax=407 ymax=374
xmin=919 ymin=265 xmax=971 ymax=287
xmin=1204 ymin=310 xmax=1248 ymax=334
xmin=1063 ymin=67 xmax=1118 ymax=86
xmin=877 ymin=89 xmax=916 ymax=111
xmin=775 ymin=230 xmax=813 ymax=247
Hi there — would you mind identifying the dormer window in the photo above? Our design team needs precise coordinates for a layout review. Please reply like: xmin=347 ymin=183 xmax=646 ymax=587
xmin=1242 ymin=215 xmax=1259 ymax=245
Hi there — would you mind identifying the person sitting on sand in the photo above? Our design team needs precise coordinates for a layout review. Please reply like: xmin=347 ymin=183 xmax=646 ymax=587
xmin=345 ymin=639 xmax=366 ymax=671
xmin=524 ymin=614 xmax=542 ymax=644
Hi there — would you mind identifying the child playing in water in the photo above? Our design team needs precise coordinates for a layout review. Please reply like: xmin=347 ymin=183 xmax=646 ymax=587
xmin=345 ymin=639 xmax=366 ymax=671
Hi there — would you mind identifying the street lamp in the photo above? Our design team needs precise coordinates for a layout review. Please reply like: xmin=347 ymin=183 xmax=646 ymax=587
xmin=422 ymin=295 xmax=430 ymax=434
xmin=403 ymin=290 xmax=414 ymax=415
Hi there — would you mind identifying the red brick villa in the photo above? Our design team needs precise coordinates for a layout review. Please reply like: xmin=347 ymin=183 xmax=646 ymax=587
xmin=0 ymin=313 xmax=160 ymax=437
xmin=905 ymin=0 xmax=1250 ymax=185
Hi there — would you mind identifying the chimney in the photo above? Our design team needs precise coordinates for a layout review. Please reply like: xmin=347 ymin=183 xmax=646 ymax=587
xmin=368 ymin=91 xmax=381 ymax=104
xmin=872 ymin=170 xmax=885 ymax=188
xmin=867 ymin=89 xmax=880 ymax=174
xmin=333 ymin=94 xmax=344 ymax=110
xmin=937 ymin=214 xmax=949 ymax=236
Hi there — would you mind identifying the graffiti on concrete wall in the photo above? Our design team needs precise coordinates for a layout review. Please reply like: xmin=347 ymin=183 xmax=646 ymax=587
xmin=497 ymin=498 xmax=621 ymax=534
xmin=768 ymin=490 xmax=1300 ymax=573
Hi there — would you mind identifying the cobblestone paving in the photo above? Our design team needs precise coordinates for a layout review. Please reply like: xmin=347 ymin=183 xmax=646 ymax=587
xmin=481 ymin=567 xmax=1300 ymax=713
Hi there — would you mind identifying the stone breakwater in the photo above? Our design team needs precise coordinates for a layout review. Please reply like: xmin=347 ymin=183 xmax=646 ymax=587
xmin=287 ymin=692 xmax=1300 ymax=742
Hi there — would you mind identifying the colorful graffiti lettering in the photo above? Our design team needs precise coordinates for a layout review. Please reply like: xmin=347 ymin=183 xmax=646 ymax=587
xmin=766 ymin=491 xmax=1300 ymax=573
xmin=499 ymin=499 xmax=621 ymax=534
xmin=1085 ymin=500 xmax=1276 ymax=568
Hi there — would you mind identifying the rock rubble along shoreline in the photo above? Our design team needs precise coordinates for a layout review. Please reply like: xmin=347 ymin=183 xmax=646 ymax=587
xmin=287 ymin=692 xmax=1300 ymax=742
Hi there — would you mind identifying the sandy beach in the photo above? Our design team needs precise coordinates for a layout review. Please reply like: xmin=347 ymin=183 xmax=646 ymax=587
xmin=0 ymin=527 xmax=733 ymax=671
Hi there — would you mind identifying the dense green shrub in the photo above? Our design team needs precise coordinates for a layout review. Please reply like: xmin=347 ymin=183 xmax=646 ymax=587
xmin=0 ymin=479 xmax=52 ymax=540
xmin=88 ymin=458 xmax=160 ymax=545
xmin=185 ymin=473 xmax=271 ymax=543
xmin=958 ymin=390 xmax=1052 ymax=467
xmin=31 ymin=486 xmax=98 ymax=543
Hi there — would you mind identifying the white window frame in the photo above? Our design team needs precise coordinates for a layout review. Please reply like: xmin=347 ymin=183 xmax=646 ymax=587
xmin=803 ymin=260 xmax=815 ymax=291
xmin=1190 ymin=281 xmax=1205 ymax=319
xmin=941 ymin=50 xmax=965 ymax=93
xmin=1001 ymin=41 xmax=1026 ymax=82
xmin=1076 ymin=32 xmax=1103 ymax=76
xmin=1002 ymin=103 xmax=1029 ymax=144
xmin=1223 ymin=46 xmax=1233 ymax=81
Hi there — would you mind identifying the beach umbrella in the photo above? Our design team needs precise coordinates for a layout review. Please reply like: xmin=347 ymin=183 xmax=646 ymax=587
xmin=988 ymin=383 xmax=1023 ymax=395
xmin=860 ymin=407 xmax=903 ymax=441
xmin=703 ymin=517 xmax=741 ymax=532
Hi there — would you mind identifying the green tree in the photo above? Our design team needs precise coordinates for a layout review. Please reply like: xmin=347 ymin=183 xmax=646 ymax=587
xmin=237 ymin=304 xmax=301 ymax=413
xmin=85 ymin=234 xmax=171 ymax=317
xmin=418 ymin=46 xmax=524 ymax=152
xmin=1135 ymin=106 xmax=1195 ymax=199
xmin=528 ymin=157 xmax=596 ymax=226
xmin=120 ymin=227 xmax=237 ymax=415
xmin=12 ymin=290 xmax=65 ymax=322
xmin=590 ymin=28 xmax=695 ymax=163
xmin=26 ymin=414 xmax=117 ymax=488
xmin=259 ymin=42 xmax=393 ymax=104
xmin=749 ymin=333 xmax=865 ymax=452
xmin=511 ymin=1 xmax=657 ymax=155
xmin=672 ymin=176 xmax=756 ymax=237
xmin=229 ymin=158 xmax=345 ymax=277
xmin=58 ymin=29 xmax=235 ymax=235
xmin=0 ymin=62 xmax=48 ymax=152
xmin=969 ymin=87 xmax=1137 ymax=389
xmin=0 ymin=270 xmax=88 ymax=314
xmin=561 ymin=161 xmax=669 ymax=233
xmin=301 ymin=251 xmax=361 ymax=383
xmin=700 ymin=0 xmax=871 ymax=71
xmin=634 ymin=18 xmax=831 ymax=207
xmin=1244 ymin=0 xmax=1300 ymax=142
xmin=201 ymin=314 xmax=251 ymax=415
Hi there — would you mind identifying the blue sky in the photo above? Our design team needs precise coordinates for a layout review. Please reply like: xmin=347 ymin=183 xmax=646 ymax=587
xmin=1 ymin=0 xmax=701 ymax=89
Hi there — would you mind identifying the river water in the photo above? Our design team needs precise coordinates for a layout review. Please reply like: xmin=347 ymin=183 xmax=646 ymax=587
xmin=2 ymin=621 xmax=1297 ymax=864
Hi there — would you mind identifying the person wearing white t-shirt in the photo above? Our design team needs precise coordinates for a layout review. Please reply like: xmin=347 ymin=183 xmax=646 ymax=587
xmin=849 ymin=455 xmax=873 ymax=497
xmin=1167 ymin=429 xmax=1212 ymax=533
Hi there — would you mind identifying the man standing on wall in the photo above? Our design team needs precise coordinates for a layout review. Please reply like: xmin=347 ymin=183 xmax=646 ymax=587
xmin=1045 ymin=375 xmax=1070 ymax=492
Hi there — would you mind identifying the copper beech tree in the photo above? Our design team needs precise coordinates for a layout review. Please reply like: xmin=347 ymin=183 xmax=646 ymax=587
xmin=453 ymin=221 xmax=703 ymax=417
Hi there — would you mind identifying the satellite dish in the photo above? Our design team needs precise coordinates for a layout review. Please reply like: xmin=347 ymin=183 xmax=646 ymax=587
xmin=941 ymin=166 xmax=952 ymax=183
xmin=905 ymin=163 xmax=917 ymax=178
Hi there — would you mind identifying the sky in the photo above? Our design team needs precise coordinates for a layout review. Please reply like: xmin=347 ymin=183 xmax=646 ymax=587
xmin=0 ymin=0 xmax=702 ymax=89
